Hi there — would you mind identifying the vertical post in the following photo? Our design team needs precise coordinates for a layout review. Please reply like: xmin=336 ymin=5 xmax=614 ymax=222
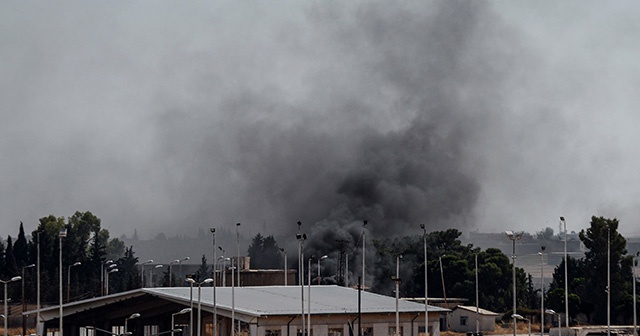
xmin=358 ymin=276 xmax=362 ymax=336
xmin=37 ymin=231 xmax=41 ymax=336
xmin=236 ymin=222 xmax=241 ymax=335
xmin=634 ymin=252 xmax=638 ymax=336
xmin=475 ymin=254 xmax=479 ymax=335
xmin=560 ymin=217 xmax=569 ymax=328
xmin=211 ymin=227 xmax=217 ymax=336
xmin=308 ymin=256 xmax=313 ymax=336
xmin=421 ymin=224 xmax=428 ymax=336
xmin=512 ymin=240 xmax=516 ymax=336
xmin=59 ymin=228 xmax=66 ymax=336
xmin=395 ymin=255 xmax=401 ymax=336
xmin=362 ymin=220 xmax=367 ymax=290
xmin=540 ymin=247 xmax=545 ymax=336
xmin=607 ymin=225 xmax=611 ymax=336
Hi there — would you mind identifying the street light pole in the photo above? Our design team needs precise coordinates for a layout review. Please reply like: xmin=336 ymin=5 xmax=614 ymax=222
xmin=393 ymin=254 xmax=403 ymax=336
xmin=67 ymin=261 xmax=81 ymax=302
xmin=505 ymin=230 xmax=523 ymax=336
xmin=235 ymin=222 xmax=241 ymax=335
xmin=634 ymin=252 xmax=639 ymax=336
xmin=280 ymin=248 xmax=287 ymax=286
xmin=188 ymin=278 xmax=213 ymax=336
xmin=211 ymin=227 xmax=217 ymax=336
xmin=36 ymin=230 xmax=41 ymax=336
xmin=22 ymin=263 xmax=35 ymax=336
xmin=2 ymin=276 xmax=22 ymax=336
xmin=420 ymin=224 xmax=429 ymax=336
xmin=124 ymin=313 xmax=141 ymax=335
xmin=362 ymin=220 xmax=367 ymax=290
xmin=317 ymin=255 xmax=328 ymax=285
xmin=607 ymin=225 xmax=611 ymax=336
xmin=106 ymin=268 xmax=118 ymax=295
xmin=58 ymin=228 xmax=66 ymax=336
xmin=172 ymin=308 xmax=192 ymax=336
xmin=308 ymin=255 xmax=315 ymax=335
xmin=560 ymin=217 xmax=569 ymax=328
xmin=296 ymin=222 xmax=307 ymax=336
xmin=179 ymin=257 xmax=190 ymax=286
xmin=540 ymin=247 xmax=546 ymax=336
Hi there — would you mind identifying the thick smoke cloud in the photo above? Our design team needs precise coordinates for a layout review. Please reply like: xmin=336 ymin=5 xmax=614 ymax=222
xmin=2 ymin=1 xmax=640 ymax=244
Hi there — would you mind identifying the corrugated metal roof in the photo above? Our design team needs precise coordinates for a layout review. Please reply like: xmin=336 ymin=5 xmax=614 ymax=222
xmin=455 ymin=305 xmax=499 ymax=316
xmin=145 ymin=285 xmax=448 ymax=317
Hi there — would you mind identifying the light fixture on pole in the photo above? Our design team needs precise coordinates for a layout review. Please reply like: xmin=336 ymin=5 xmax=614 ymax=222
xmin=211 ymin=227 xmax=218 ymax=336
xmin=539 ymin=246 xmax=546 ymax=336
xmin=21 ymin=263 xmax=35 ymax=336
xmin=124 ymin=312 xmax=141 ymax=335
xmin=101 ymin=260 xmax=114 ymax=295
xmin=545 ymin=310 xmax=561 ymax=336
xmin=308 ymin=255 xmax=315 ymax=335
xmin=512 ymin=314 xmax=531 ymax=336
xmin=362 ymin=220 xmax=367 ymax=290
xmin=475 ymin=253 xmax=479 ymax=336
xmin=169 ymin=259 xmax=180 ymax=287
xmin=634 ymin=252 xmax=638 ymax=336
xmin=178 ymin=256 xmax=190 ymax=285
xmin=172 ymin=308 xmax=192 ymax=336
xmin=106 ymin=268 xmax=118 ymax=295
xmin=218 ymin=247 xmax=225 ymax=286
xmin=560 ymin=216 xmax=569 ymax=328
xmin=58 ymin=227 xmax=67 ymax=336
xmin=607 ymin=224 xmax=611 ymax=336
xmin=505 ymin=230 xmax=523 ymax=336
xmin=392 ymin=254 xmax=403 ymax=336
xmin=317 ymin=255 xmax=328 ymax=285
xmin=150 ymin=265 xmax=163 ymax=287
xmin=187 ymin=278 xmax=213 ymax=336
xmin=2 ymin=276 xmax=21 ymax=336
xmin=420 ymin=223 xmax=429 ymax=336
xmin=141 ymin=259 xmax=153 ymax=288
xmin=280 ymin=248 xmax=288 ymax=286
xmin=186 ymin=277 xmax=195 ymax=336
xmin=235 ymin=222 xmax=241 ymax=335
xmin=296 ymin=221 xmax=307 ymax=336
xmin=67 ymin=261 xmax=81 ymax=302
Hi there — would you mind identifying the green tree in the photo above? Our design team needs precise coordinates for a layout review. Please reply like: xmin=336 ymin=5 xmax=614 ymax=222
xmin=13 ymin=222 xmax=29 ymax=268
xmin=579 ymin=216 xmax=629 ymax=324
xmin=247 ymin=234 xmax=282 ymax=269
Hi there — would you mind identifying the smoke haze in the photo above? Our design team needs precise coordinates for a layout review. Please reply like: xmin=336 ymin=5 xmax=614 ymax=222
xmin=2 ymin=1 xmax=640 ymax=242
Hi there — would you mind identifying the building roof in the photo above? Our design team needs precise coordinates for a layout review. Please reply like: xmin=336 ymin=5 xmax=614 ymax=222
xmin=34 ymin=285 xmax=448 ymax=321
xmin=453 ymin=305 xmax=500 ymax=316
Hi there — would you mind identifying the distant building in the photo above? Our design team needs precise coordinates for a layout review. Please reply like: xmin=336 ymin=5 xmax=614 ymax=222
xmin=32 ymin=286 xmax=449 ymax=336
xmin=449 ymin=305 xmax=499 ymax=333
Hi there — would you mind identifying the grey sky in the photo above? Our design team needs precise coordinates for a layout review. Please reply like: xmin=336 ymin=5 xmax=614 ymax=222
xmin=2 ymin=1 xmax=639 ymax=240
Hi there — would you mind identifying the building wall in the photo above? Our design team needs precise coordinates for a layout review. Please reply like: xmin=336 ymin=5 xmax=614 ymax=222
xmin=449 ymin=309 xmax=496 ymax=333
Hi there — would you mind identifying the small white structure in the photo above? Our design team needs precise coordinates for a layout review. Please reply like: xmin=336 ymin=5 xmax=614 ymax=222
xmin=449 ymin=305 xmax=499 ymax=333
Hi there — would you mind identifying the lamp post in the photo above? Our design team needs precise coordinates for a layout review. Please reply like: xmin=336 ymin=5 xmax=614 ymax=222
xmin=560 ymin=216 xmax=569 ymax=328
xmin=21 ymin=263 xmax=35 ymax=336
xmin=308 ymin=255 xmax=315 ymax=335
xmin=392 ymin=254 xmax=403 ymax=336
xmin=101 ymin=260 xmax=114 ymax=295
xmin=187 ymin=277 xmax=195 ymax=336
xmin=420 ymin=224 xmax=429 ymax=336
xmin=169 ymin=259 xmax=180 ymax=287
xmin=211 ymin=227 xmax=218 ymax=336
xmin=296 ymin=221 xmax=307 ymax=336
xmin=124 ymin=313 xmax=141 ymax=335
xmin=36 ymin=230 xmax=41 ymax=336
xmin=106 ymin=268 xmax=118 ymax=295
xmin=607 ymin=225 xmax=611 ymax=336
xmin=634 ymin=252 xmax=639 ymax=336
xmin=280 ymin=248 xmax=288 ymax=286
xmin=545 ymin=310 xmax=560 ymax=336
xmin=178 ymin=257 xmax=190 ymax=286
xmin=439 ymin=255 xmax=448 ymax=330
xmin=362 ymin=220 xmax=367 ymax=290
xmin=2 ymin=276 xmax=21 ymax=336
xmin=235 ymin=222 xmax=241 ymax=335
xmin=187 ymin=278 xmax=213 ymax=336
xmin=67 ymin=261 xmax=81 ymax=302
xmin=58 ymin=227 xmax=67 ymax=336
xmin=141 ymin=259 xmax=154 ymax=288
xmin=317 ymin=255 xmax=328 ymax=285
xmin=150 ymin=265 xmax=163 ymax=287
xmin=512 ymin=314 xmax=531 ymax=336
xmin=505 ymin=230 xmax=523 ymax=336
xmin=172 ymin=308 xmax=192 ymax=336
xmin=475 ymin=253 xmax=479 ymax=335
xmin=539 ymin=247 xmax=546 ymax=336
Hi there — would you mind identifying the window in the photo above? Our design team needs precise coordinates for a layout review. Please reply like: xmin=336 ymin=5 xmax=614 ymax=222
xmin=328 ymin=328 xmax=343 ymax=336
xmin=265 ymin=329 xmax=281 ymax=336
xmin=460 ymin=316 xmax=468 ymax=326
